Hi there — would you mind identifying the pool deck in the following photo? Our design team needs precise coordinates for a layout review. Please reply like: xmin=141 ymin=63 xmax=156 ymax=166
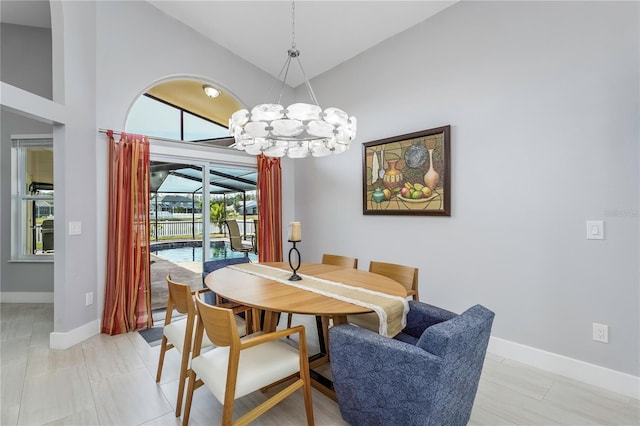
xmin=150 ymin=254 xmax=204 ymax=311
xmin=149 ymin=238 xmax=256 ymax=311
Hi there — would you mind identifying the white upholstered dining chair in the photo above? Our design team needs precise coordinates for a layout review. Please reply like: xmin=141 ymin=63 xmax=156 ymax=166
xmin=181 ymin=292 xmax=315 ymax=426
xmin=155 ymin=275 xmax=250 ymax=417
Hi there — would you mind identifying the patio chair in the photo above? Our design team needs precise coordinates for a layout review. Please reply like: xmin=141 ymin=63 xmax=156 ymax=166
xmin=41 ymin=219 xmax=54 ymax=252
xmin=252 ymin=218 xmax=259 ymax=254
xmin=223 ymin=219 xmax=253 ymax=257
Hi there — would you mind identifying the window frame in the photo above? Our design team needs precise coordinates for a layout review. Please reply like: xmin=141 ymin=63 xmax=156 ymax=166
xmin=11 ymin=134 xmax=54 ymax=262
xmin=128 ymin=94 xmax=229 ymax=142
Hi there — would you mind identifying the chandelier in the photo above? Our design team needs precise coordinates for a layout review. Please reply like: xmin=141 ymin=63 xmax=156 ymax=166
xmin=228 ymin=1 xmax=357 ymax=158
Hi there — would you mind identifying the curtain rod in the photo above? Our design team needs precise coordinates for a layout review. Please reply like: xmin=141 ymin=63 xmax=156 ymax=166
xmin=98 ymin=128 xmax=182 ymax=144
xmin=97 ymin=128 xmax=235 ymax=148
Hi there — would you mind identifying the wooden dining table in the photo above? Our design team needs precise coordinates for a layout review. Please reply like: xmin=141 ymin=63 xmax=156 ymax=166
xmin=204 ymin=261 xmax=408 ymax=399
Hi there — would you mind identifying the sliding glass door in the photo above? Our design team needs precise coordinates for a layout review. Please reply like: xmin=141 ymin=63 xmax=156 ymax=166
xmin=148 ymin=158 xmax=257 ymax=311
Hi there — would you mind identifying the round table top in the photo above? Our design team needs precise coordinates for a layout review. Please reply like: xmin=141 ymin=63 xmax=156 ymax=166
xmin=204 ymin=262 xmax=407 ymax=316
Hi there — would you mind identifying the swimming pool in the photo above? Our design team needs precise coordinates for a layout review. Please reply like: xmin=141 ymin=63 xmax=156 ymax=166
xmin=150 ymin=241 xmax=257 ymax=263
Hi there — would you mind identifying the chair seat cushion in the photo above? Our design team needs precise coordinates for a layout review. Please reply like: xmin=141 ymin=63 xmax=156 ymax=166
xmin=164 ymin=317 xmax=219 ymax=352
xmin=192 ymin=340 xmax=300 ymax=402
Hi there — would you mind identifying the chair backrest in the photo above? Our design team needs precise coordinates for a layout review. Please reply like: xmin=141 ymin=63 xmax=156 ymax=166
xmin=417 ymin=304 xmax=494 ymax=425
xmin=369 ymin=261 xmax=419 ymax=300
xmin=322 ymin=254 xmax=358 ymax=269
xmin=201 ymin=257 xmax=251 ymax=305
xmin=195 ymin=292 xmax=239 ymax=348
xmin=224 ymin=219 xmax=248 ymax=252
xmin=202 ymin=257 xmax=250 ymax=280
xmin=166 ymin=275 xmax=196 ymax=316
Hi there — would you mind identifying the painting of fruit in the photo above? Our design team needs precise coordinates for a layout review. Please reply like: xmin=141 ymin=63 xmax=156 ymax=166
xmin=363 ymin=126 xmax=450 ymax=216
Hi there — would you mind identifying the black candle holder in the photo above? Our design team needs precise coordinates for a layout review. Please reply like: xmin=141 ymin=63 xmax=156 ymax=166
xmin=288 ymin=240 xmax=302 ymax=281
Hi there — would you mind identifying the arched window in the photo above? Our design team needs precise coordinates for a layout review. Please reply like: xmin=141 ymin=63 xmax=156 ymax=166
xmin=126 ymin=79 xmax=241 ymax=143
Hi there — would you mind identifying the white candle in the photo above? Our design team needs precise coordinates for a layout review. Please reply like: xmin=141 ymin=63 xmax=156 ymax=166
xmin=289 ymin=222 xmax=301 ymax=242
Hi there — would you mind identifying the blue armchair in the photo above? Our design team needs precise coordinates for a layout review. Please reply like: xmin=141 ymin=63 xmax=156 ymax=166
xmin=201 ymin=257 xmax=250 ymax=305
xmin=329 ymin=301 xmax=495 ymax=426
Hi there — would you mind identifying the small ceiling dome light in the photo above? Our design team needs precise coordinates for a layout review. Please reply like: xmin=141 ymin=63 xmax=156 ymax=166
xmin=202 ymin=84 xmax=221 ymax=98
xmin=229 ymin=0 xmax=356 ymax=158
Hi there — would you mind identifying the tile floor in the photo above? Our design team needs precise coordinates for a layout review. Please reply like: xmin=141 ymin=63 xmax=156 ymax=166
xmin=1 ymin=303 xmax=638 ymax=425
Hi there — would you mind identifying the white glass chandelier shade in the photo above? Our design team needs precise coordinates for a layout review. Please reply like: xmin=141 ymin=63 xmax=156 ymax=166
xmin=229 ymin=103 xmax=357 ymax=158
xmin=228 ymin=1 xmax=356 ymax=159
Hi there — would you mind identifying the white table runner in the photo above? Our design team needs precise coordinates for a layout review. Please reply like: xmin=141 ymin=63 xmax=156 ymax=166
xmin=228 ymin=263 xmax=409 ymax=337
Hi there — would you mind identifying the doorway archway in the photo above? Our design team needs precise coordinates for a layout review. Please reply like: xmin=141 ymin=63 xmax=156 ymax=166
xmin=125 ymin=77 xmax=257 ymax=311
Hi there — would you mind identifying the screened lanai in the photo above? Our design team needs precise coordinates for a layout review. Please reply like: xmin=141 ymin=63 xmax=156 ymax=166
xmin=149 ymin=161 xmax=258 ymax=310
xmin=150 ymin=161 xmax=258 ymax=241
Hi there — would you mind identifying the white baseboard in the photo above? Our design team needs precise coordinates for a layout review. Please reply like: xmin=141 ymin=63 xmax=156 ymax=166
xmin=488 ymin=336 xmax=640 ymax=400
xmin=49 ymin=319 xmax=100 ymax=349
xmin=0 ymin=291 xmax=54 ymax=303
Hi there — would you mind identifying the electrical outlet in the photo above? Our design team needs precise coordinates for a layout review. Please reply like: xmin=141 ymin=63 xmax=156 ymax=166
xmin=85 ymin=292 xmax=94 ymax=306
xmin=592 ymin=323 xmax=609 ymax=343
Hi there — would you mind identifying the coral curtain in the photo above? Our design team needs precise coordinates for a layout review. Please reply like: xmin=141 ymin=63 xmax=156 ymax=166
xmin=257 ymin=154 xmax=283 ymax=262
xmin=102 ymin=130 xmax=153 ymax=335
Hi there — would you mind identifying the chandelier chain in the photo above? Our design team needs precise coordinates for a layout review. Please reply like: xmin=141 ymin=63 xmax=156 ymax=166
xmin=291 ymin=0 xmax=296 ymax=49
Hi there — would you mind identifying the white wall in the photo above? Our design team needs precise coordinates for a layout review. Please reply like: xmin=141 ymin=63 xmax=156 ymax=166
xmin=0 ymin=23 xmax=52 ymax=100
xmin=4 ymin=0 xmax=637 ymax=388
xmin=0 ymin=22 xmax=54 ymax=295
xmin=295 ymin=1 xmax=639 ymax=377
xmin=50 ymin=0 xmax=99 ymax=333
xmin=94 ymin=0 xmax=297 ymax=320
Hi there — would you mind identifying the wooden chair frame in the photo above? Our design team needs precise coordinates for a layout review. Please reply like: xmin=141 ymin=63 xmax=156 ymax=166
xmin=156 ymin=275 xmax=252 ymax=417
xmin=182 ymin=294 xmax=315 ymax=426
xmin=155 ymin=275 xmax=207 ymax=417
xmin=369 ymin=260 xmax=419 ymax=301
xmin=347 ymin=261 xmax=419 ymax=332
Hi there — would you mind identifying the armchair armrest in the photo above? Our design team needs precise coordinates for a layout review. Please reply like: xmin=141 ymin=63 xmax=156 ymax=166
xmin=403 ymin=300 xmax=457 ymax=339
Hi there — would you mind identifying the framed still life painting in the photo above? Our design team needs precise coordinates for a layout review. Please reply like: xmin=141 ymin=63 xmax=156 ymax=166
xmin=363 ymin=125 xmax=450 ymax=216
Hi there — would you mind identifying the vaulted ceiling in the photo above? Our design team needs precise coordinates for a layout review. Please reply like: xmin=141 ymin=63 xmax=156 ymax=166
xmin=147 ymin=1 xmax=457 ymax=88
xmin=1 ymin=1 xmax=457 ymax=129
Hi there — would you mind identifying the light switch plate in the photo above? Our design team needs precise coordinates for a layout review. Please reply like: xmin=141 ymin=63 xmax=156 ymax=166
xmin=586 ymin=220 xmax=604 ymax=240
xmin=69 ymin=221 xmax=82 ymax=236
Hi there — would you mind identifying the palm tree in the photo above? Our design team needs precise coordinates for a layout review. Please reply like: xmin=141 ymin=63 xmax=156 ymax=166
xmin=210 ymin=201 xmax=225 ymax=234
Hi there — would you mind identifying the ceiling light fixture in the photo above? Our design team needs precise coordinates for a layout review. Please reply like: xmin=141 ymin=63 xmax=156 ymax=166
xmin=202 ymin=84 xmax=221 ymax=98
xmin=228 ymin=0 xmax=356 ymax=158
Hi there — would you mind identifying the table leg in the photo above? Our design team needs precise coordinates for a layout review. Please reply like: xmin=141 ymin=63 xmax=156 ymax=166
xmin=306 ymin=314 xmax=351 ymax=401
xmin=262 ymin=310 xmax=279 ymax=333
xmin=332 ymin=314 xmax=348 ymax=326
xmin=251 ymin=308 xmax=261 ymax=333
